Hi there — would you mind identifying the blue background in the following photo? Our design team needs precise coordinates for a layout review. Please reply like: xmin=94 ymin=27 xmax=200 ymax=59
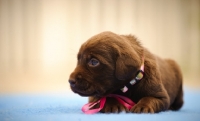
xmin=0 ymin=88 xmax=199 ymax=121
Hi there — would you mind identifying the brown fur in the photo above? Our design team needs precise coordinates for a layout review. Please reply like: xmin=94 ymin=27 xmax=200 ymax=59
xmin=69 ymin=31 xmax=183 ymax=113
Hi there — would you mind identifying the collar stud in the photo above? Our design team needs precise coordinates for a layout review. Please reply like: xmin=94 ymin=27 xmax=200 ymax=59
xmin=120 ymin=56 xmax=145 ymax=93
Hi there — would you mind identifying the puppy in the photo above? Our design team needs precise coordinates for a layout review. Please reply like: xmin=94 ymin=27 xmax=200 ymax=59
xmin=69 ymin=31 xmax=183 ymax=113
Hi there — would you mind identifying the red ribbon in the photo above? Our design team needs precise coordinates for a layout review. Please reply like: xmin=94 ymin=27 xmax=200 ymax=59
xmin=82 ymin=94 xmax=135 ymax=114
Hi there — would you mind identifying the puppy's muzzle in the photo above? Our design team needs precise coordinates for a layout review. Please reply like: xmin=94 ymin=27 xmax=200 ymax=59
xmin=68 ymin=74 xmax=82 ymax=87
xmin=69 ymin=78 xmax=76 ymax=87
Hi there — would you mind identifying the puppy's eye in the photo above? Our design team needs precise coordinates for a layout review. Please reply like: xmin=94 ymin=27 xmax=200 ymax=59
xmin=88 ymin=58 xmax=99 ymax=67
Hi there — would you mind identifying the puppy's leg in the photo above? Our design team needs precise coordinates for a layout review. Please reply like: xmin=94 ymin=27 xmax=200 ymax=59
xmin=130 ymin=91 xmax=170 ymax=113
xmin=170 ymin=85 xmax=184 ymax=110
xmin=89 ymin=97 xmax=128 ymax=113
xmin=100 ymin=97 xmax=128 ymax=113
xmin=165 ymin=59 xmax=183 ymax=110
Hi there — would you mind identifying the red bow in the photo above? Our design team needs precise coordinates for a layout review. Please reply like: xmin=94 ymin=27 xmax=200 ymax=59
xmin=82 ymin=94 xmax=135 ymax=114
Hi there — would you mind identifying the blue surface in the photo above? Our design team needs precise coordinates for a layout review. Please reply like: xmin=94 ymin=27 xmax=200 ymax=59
xmin=0 ymin=88 xmax=200 ymax=121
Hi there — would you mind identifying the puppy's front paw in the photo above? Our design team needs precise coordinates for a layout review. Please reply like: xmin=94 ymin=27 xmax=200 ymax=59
xmin=100 ymin=98 xmax=128 ymax=113
xmin=130 ymin=104 xmax=154 ymax=113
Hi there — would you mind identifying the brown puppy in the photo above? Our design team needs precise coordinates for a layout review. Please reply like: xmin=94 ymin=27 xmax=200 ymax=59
xmin=69 ymin=31 xmax=183 ymax=113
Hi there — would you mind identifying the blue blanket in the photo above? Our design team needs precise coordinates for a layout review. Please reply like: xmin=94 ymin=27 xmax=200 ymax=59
xmin=0 ymin=88 xmax=200 ymax=121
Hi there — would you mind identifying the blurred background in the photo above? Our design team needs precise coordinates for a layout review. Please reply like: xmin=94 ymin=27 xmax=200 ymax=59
xmin=0 ymin=0 xmax=199 ymax=94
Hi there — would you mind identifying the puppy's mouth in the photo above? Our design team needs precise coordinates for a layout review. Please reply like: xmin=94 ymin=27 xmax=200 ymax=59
xmin=70 ymin=83 xmax=110 ymax=97
xmin=69 ymin=77 xmax=116 ymax=97
xmin=71 ymin=88 xmax=96 ymax=97
xmin=74 ymin=89 xmax=116 ymax=99
xmin=74 ymin=90 xmax=96 ymax=97
xmin=70 ymin=83 xmax=98 ymax=97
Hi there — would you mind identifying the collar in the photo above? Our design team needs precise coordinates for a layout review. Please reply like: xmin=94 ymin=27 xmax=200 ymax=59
xmin=120 ymin=56 xmax=145 ymax=93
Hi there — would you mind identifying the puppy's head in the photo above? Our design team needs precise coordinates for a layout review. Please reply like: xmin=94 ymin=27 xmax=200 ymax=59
xmin=69 ymin=31 xmax=142 ymax=97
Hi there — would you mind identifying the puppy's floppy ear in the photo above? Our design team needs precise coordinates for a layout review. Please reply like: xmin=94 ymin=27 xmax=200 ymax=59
xmin=115 ymin=54 xmax=140 ymax=80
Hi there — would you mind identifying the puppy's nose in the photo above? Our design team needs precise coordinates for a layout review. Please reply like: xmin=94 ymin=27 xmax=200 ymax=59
xmin=69 ymin=78 xmax=76 ymax=87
